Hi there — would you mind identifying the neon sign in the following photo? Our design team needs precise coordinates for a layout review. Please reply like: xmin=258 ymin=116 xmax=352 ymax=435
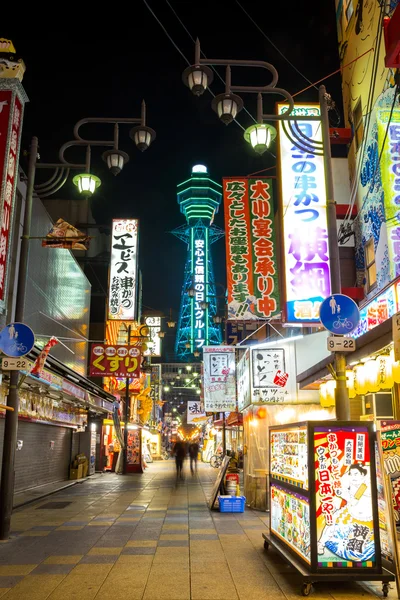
xmin=278 ymin=103 xmax=331 ymax=323
xmin=108 ymin=219 xmax=138 ymax=321
xmin=192 ymin=237 xmax=206 ymax=349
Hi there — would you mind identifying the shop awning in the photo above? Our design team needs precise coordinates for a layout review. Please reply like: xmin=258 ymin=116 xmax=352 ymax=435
xmin=214 ymin=413 xmax=243 ymax=428
xmin=297 ymin=318 xmax=392 ymax=389
xmin=18 ymin=345 xmax=115 ymax=414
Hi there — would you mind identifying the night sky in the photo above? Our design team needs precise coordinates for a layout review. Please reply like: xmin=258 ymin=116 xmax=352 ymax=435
xmin=5 ymin=1 xmax=341 ymax=325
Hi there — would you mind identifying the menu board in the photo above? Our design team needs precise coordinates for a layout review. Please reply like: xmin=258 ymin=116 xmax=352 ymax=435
xmin=271 ymin=484 xmax=311 ymax=564
xmin=380 ymin=421 xmax=400 ymax=525
xmin=314 ymin=426 xmax=376 ymax=568
xmin=270 ymin=426 xmax=308 ymax=489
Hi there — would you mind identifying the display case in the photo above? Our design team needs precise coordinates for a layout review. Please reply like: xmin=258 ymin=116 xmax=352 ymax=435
xmin=263 ymin=421 xmax=396 ymax=597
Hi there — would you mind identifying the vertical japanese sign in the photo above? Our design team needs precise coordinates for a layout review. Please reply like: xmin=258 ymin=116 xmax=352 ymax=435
xmin=223 ymin=178 xmax=279 ymax=320
xmin=0 ymin=91 xmax=23 ymax=302
xmin=143 ymin=316 xmax=161 ymax=357
xmin=187 ymin=400 xmax=206 ymax=424
xmin=277 ymin=103 xmax=331 ymax=323
xmin=203 ymin=346 xmax=236 ymax=412
xmin=315 ymin=426 xmax=375 ymax=567
xmin=108 ymin=219 xmax=138 ymax=320
xmin=250 ymin=343 xmax=297 ymax=404
xmin=191 ymin=232 xmax=208 ymax=349
xmin=377 ymin=108 xmax=400 ymax=280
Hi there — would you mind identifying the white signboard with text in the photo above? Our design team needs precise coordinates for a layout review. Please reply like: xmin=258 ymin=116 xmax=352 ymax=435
xmin=250 ymin=342 xmax=297 ymax=404
xmin=108 ymin=219 xmax=138 ymax=320
xmin=237 ymin=348 xmax=251 ymax=411
xmin=187 ymin=400 xmax=206 ymax=424
xmin=203 ymin=346 xmax=236 ymax=412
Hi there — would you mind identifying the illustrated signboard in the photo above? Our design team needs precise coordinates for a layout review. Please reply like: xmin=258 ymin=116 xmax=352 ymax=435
xmin=127 ymin=429 xmax=140 ymax=465
xmin=377 ymin=108 xmax=400 ymax=280
xmin=352 ymin=281 xmax=400 ymax=339
xmin=271 ymin=484 xmax=311 ymax=564
xmin=270 ymin=426 xmax=308 ymax=489
xmin=223 ymin=178 xmax=279 ymax=320
xmin=90 ymin=344 xmax=141 ymax=378
xmin=314 ymin=425 xmax=376 ymax=567
xmin=187 ymin=400 xmax=206 ymax=424
xmin=203 ymin=346 xmax=236 ymax=412
xmin=277 ymin=103 xmax=331 ymax=324
xmin=380 ymin=421 xmax=400 ymax=525
xmin=108 ymin=219 xmax=139 ymax=320
xmin=250 ymin=343 xmax=297 ymax=404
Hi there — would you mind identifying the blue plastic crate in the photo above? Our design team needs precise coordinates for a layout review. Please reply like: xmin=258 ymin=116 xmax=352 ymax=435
xmin=218 ymin=495 xmax=246 ymax=513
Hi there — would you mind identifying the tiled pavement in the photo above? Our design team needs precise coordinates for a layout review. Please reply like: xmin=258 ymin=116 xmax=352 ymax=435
xmin=0 ymin=460 xmax=395 ymax=599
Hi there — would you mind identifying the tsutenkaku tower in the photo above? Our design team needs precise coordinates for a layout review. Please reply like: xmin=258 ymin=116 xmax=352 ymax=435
xmin=173 ymin=165 xmax=223 ymax=361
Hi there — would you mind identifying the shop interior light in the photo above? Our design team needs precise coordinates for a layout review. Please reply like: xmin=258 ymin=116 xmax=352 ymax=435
xmin=186 ymin=366 xmax=192 ymax=371
xmin=196 ymin=389 xmax=201 ymax=394
xmin=72 ymin=173 xmax=101 ymax=197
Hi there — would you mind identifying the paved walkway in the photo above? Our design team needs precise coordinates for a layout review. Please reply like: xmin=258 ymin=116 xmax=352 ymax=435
xmin=0 ymin=460 xmax=395 ymax=599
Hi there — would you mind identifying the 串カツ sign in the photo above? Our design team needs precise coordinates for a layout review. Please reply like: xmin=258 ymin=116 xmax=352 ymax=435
xmin=108 ymin=219 xmax=138 ymax=320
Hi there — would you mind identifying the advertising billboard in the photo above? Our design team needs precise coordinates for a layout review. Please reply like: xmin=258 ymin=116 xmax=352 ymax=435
xmin=0 ymin=91 xmax=23 ymax=302
xmin=223 ymin=178 xmax=279 ymax=320
xmin=90 ymin=344 xmax=141 ymax=378
xmin=203 ymin=346 xmax=236 ymax=412
xmin=314 ymin=426 xmax=375 ymax=567
xmin=250 ymin=342 xmax=297 ymax=404
xmin=108 ymin=219 xmax=138 ymax=320
xmin=187 ymin=400 xmax=206 ymax=424
xmin=277 ymin=103 xmax=331 ymax=324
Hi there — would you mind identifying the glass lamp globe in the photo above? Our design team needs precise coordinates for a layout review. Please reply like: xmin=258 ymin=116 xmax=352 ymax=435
xmin=72 ymin=173 xmax=101 ymax=197
xmin=182 ymin=65 xmax=214 ymax=96
xmin=102 ymin=149 xmax=129 ymax=175
xmin=129 ymin=125 xmax=156 ymax=152
xmin=212 ymin=93 xmax=243 ymax=125
xmin=244 ymin=123 xmax=277 ymax=155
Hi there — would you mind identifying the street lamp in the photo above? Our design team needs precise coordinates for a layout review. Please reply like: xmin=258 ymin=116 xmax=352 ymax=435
xmin=213 ymin=315 xmax=224 ymax=325
xmin=183 ymin=39 xmax=347 ymax=420
xmin=0 ymin=102 xmax=156 ymax=541
xmin=193 ymin=350 xmax=200 ymax=358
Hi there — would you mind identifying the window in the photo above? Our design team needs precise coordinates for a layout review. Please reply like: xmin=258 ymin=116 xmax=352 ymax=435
xmin=365 ymin=238 xmax=377 ymax=291
xmin=344 ymin=0 xmax=354 ymax=28
xmin=353 ymin=98 xmax=364 ymax=151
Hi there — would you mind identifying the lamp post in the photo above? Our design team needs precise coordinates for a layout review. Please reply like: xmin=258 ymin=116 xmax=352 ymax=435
xmin=183 ymin=40 xmax=348 ymax=421
xmin=0 ymin=105 xmax=156 ymax=540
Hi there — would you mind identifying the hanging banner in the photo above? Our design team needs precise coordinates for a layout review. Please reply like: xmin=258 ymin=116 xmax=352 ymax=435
xmin=187 ymin=400 xmax=206 ymax=424
xmin=0 ymin=90 xmax=23 ymax=302
xmin=250 ymin=343 xmax=297 ymax=404
xmin=30 ymin=337 xmax=59 ymax=378
xmin=90 ymin=344 xmax=141 ymax=378
xmin=223 ymin=177 xmax=279 ymax=320
xmin=203 ymin=346 xmax=236 ymax=412
xmin=42 ymin=218 xmax=89 ymax=250
xmin=277 ymin=103 xmax=331 ymax=324
xmin=377 ymin=107 xmax=400 ymax=280
xmin=314 ymin=425 xmax=375 ymax=567
xmin=237 ymin=348 xmax=251 ymax=411
xmin=108 ymin=219 xmax=138 ymax=321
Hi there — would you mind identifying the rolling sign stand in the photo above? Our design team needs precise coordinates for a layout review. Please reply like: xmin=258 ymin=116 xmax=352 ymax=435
xmin=319 ymin=294 xmax=360 ymax=420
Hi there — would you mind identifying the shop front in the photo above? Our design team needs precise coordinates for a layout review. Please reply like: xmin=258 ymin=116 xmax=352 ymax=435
xmin=237 ymin=339 xmax=334 ymax=511
xmin=101 ymin=419 xmax=154 ymax=473
xmin=0 ymin=348 xmax=114 ymax=491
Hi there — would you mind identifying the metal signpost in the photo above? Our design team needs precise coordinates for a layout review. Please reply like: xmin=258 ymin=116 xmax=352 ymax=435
xmin=319 ymin=294 xmax=360 ymax=420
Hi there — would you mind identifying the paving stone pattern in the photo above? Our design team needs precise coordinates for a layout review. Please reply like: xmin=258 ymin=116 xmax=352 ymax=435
xmin=0 ymin=461 xmax=393 ymax=599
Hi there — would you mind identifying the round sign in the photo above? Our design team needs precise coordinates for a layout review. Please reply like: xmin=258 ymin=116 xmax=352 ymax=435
xmin=319 ymin=294 xmax=360 ymax=335
xmin=0 ymin=322 xmax=35 ymax=357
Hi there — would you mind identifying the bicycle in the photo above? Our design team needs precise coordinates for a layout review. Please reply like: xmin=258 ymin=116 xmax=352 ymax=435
xmin=210 ymin=453 xmax=223 ymax=469
xmin=332 ymin=316 xmax=353 ymax=330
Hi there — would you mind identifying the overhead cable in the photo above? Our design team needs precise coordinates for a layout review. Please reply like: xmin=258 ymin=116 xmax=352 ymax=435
xmin=143 ymin=0 xmax=246 ymax=132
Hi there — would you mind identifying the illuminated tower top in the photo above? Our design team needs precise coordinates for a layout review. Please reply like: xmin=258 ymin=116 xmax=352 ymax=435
xmin=177 ymin=164 xmax=222 ymax=227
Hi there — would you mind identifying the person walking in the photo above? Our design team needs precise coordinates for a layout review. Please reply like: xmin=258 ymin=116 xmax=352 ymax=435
xmin=189 ymin=441 xmax=199 ymax=476
xmin=173 ymin=440 xmax=186 ymax=480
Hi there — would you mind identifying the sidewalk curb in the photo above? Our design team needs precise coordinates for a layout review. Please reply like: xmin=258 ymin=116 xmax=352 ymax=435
xmin=13 ymin=478 xmax=86 ymax=510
